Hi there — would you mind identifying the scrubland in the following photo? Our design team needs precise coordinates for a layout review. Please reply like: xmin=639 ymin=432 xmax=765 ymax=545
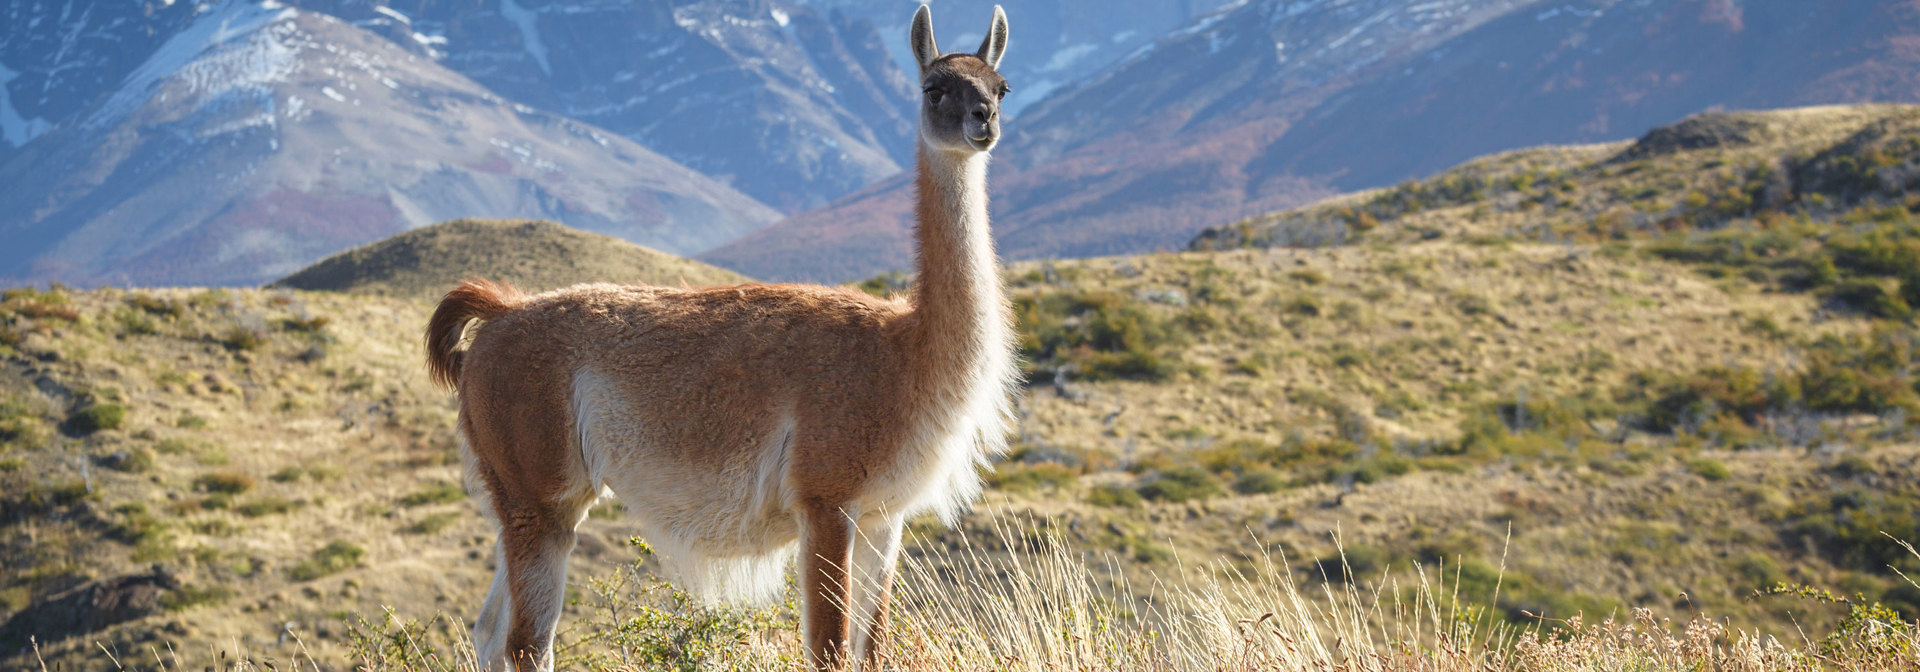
xmin=7 ymin=104 xmax=1920 ymax=669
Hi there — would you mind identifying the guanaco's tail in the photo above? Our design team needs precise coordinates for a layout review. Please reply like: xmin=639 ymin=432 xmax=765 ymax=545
xmin=425 ymin=279 xmax=525 ymax=391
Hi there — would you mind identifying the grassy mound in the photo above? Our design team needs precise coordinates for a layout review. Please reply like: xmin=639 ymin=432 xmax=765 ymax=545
xmin=270 ymin=219 xmax=749 ymax=298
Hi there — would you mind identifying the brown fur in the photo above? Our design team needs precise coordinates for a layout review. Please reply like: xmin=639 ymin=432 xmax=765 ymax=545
xmin=424 ymin=279 xmax=525 ymax=391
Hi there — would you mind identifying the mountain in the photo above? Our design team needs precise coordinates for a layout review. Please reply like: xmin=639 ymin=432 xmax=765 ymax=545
xmin=1246 ymin=0 xmax=1920 ymax=192
xmin=787 ymin=0 xmax=1243 ymax=116
xmin=0 ymin=2 xmax=779 ymax=288
xmin=710 ymin=0 xmax=1920 ymax=283
xmin=271 ymin=218 xmax=750 ymax=298
xmin=296 ymin=0 xmax=924 ymax=212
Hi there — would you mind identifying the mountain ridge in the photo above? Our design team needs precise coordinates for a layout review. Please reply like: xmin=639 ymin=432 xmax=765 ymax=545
xmin=711 ymin=0 xmax=1920 ymax=283
xmin=0 ymin=4 xmax=780 ymax=288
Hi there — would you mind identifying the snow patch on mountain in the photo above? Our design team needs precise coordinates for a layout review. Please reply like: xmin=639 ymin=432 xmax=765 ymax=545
xmin=0 ymin=63 xmax=54 ymax=147
xmin=499 ymin=0 xmax=551 ymax=75
xmin=91 ymin=0 xmax=298 ymax=127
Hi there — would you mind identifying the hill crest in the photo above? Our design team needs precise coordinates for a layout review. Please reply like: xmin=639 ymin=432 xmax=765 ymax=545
xmin=269 ymin=218 xmax=750 ymax=298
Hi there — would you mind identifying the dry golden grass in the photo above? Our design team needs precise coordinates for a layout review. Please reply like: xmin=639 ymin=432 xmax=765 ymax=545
xmin=3 ymin=236 xmax=1915 ymax=669
xmin=43 ymin=515 xmax=1918 ymax=671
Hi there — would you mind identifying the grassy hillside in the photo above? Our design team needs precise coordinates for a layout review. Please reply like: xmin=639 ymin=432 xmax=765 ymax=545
xmin=4 ymin=106 xmax=1920 ymax=669
xmin=270 ymin=218 xmax=750 ymax=298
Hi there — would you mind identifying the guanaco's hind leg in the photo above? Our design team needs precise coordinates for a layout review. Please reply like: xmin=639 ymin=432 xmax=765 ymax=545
xmin=801 ymin=505 xmax=857 ymax=670
xmin=473 ymin=541 xmax=513 ymax=669
xmin=461 ymin=400 xmax=595 ymax=670
xmin=850 ymin=515 xmax=904 ymax=669
xmin=497 ymin=500 xmax=588 ymax=672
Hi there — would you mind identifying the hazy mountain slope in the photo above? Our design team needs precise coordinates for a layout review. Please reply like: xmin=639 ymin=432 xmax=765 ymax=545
xmin=0 ymin=0 xmax=238 ymax=165
xmin=270 ymin=218 xmax=750 ymax=298
xmin=699 ymin=170 xmax=917 ymax=284
xmin=788 ymin=0 xmax=1243 ymax=116
xmin=307 ymin=0 xmax=922 ymax=212
xmin=714 ymin=0 xmax=1920 ymax=283
xmin=0 ymin=3 xmax=779 ymax=288
xmin=1250 ymin=0 xmax=1920 ymax=192
xmin=703 ymin=0 xmax=1544 ymax=281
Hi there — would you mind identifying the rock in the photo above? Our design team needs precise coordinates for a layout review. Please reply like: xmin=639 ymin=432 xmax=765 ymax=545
xmin=0 ymin=565 xmax=180 ymax=644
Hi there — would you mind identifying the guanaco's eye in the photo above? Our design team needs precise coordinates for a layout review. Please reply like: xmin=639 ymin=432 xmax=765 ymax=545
xmin=925 ymin=88 xmax=944 ymax=105
xmin=996 ymin=85 xmax=1009 ymax=100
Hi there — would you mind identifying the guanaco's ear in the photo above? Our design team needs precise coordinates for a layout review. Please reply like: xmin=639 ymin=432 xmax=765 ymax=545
xmin=976 ymin=5 xmax=1008 ymax=70
xmin=910 ymin=5 xmax=939 ymax=73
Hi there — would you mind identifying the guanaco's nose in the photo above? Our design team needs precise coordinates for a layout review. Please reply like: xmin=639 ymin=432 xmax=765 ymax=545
xmin=972 ymin=106 xmax=996 ymax=122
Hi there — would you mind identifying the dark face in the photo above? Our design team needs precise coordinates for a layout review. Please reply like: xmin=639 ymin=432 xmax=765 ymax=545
xmin=920 ymin=55 xmax=1009 ymax=153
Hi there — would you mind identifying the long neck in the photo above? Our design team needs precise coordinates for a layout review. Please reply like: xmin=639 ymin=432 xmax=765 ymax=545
xmin=909 ymin=144 xmax=1006 ymax=373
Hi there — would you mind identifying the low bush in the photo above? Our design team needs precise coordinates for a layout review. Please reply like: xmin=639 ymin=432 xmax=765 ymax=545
xmin=1136 ymin=466 xmax=1222 ymax=503
xmin=1783 ymin=490 xmax=1920 ymax=575
xmin=1824 ymin=280 xmax=1911 ymax=319
xmin=1233 ymin=469 xmax=1287 ymax=495
xmin=291 ymin=540 xmax=366 ymax=581
xmin=236 ymin=497 xmax=299 ymax=517
xmin=1085 ymin=483 xmax=1142 ymax=508
xmin=1015 ymin=290 xmax=1184 ymax=381
xmin=400 ymin=481 xmax=465 ymax=507
xmin=1686 ymin=457 xmax=1732 ymax=481
xmin=66 ymin=403 xmax=126 ymax=433
xmin=193 ymin=471 xmax=254 ymax=495
xmin=127 ymin=294 xmax=184 ymax=318
xmin=220 ymin=325 xmax=269 ymax=351
xmin=407 ymin=512 xmax=462 ymax=535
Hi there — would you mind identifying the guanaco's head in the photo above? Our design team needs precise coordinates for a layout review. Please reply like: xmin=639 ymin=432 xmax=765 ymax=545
xmin=910 ymin=4 xmax=1010 ymax=154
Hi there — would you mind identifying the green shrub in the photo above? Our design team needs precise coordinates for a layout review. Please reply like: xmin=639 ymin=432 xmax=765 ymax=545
xmin=1731 ymin=552 xmax=1786 ymax=589
xmin=291 ymin=540 xmax=366 ymax=581
xmin=1014 ymin=289 xmax=1187 ymax=381
xmin=400 ymin=481 xmax=465 ymax=507
xmin=193 ymin=471 xmax=254 ymax=495
xmin=220 ymin=325 xmax=268 ymax=351
xmin=107 ymin=504 xmax=166 ymax=545
xmin=1903 ymin=271 xmax=1920 ymax=311
xmin=237 ymin=497 xmax=299 ymax=517
xmin=2 ymin=479 xmax=95 ymax=524
xmin=1824 ymin=280 xmax=1911 ymax=319
xmin=1786 ymin=490 xmax=1920 ymax=574
xmin=1 ymin=288 xmax=79 ymax=322
xmin=279 ymin=315 xmax=331 ymax=333
xmin=407 ymin=512 xmax=462 ymax=535
xmin=1232 ymin=470 xmax=1287 ymax=495
xmin=66 ymin=403 xmax=126 ymax=433
xmin=127 ymin=294 xmax=184 ymax=318
xmin=1 ymin=415 xmax=49 ymax=450
xmin=1136 ymin=466 xmax=1222 ymax=503
xmin=112 ymin=307 xmax=159 ymax=335
xmin=104 ymin=447 xmax=157 ymax=473
xmin=1316 ymin=544 xmax=1389 ymax=584
xmin=1085 ymin=483 xmax=1142 ymax=508
xmin=1453 ymin=291 xmax=1495 ymax=316
xmin=1686 ymin=457 xmax=1732 ymax=481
